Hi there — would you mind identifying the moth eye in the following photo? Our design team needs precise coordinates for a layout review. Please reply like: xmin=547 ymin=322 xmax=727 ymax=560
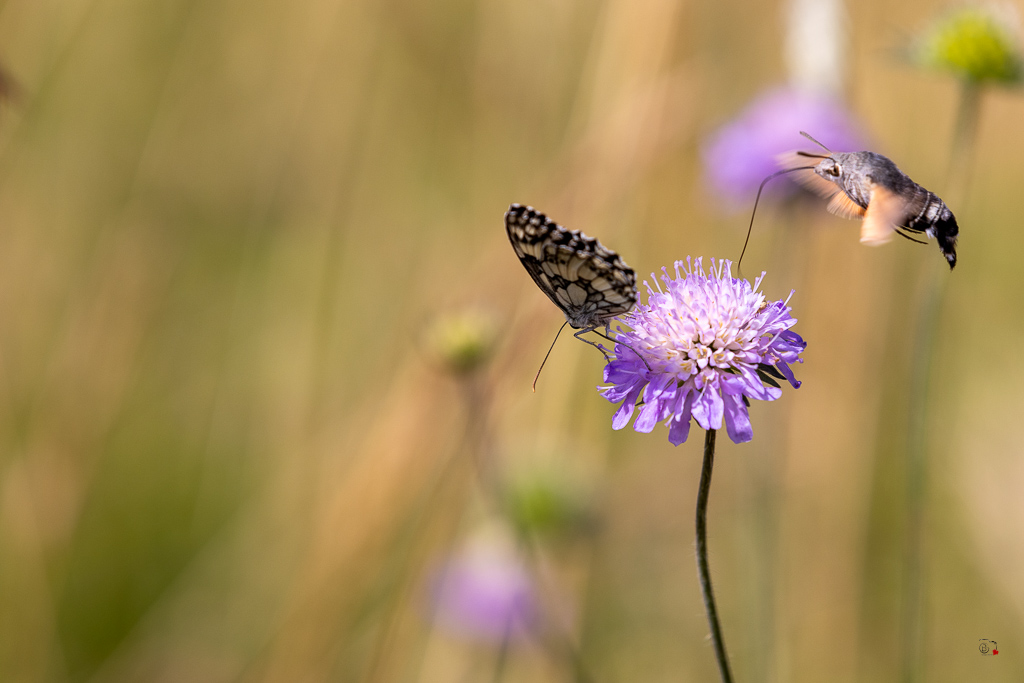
xmin=828 ymin=165 xmax=841 ymax=177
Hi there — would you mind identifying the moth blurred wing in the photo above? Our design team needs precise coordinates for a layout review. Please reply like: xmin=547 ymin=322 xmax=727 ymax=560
xmin=779 ymin=151 xmax=866 ymax=219
xmin=826 ymin=191 xmax=866 ymax=219
xmin=777 ymin=151 xmax=840 ymax=195
xmin=859 ymin=184 xmax=903 ymax=245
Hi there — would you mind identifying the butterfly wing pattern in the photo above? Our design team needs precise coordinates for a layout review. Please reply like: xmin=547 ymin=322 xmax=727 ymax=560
xmin=505 ymin=203 xmax=637 ymax=342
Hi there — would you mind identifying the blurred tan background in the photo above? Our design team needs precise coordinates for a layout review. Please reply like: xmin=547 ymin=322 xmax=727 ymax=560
xmin=0 ymin=0 xmax=1021 ymax=681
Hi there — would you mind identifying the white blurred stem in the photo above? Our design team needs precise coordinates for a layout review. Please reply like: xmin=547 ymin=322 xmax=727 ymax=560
xmin=785 ymin=0 xmax=847 ymax=95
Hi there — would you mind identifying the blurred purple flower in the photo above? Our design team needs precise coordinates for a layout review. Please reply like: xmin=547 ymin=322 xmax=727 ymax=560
xmin=599 ymin=257 xmax=805 ymax=445
xmin=702 ymin=87 xmax=865 ymax=206
xmin=429 ymin=537 xmax=537 ymax=643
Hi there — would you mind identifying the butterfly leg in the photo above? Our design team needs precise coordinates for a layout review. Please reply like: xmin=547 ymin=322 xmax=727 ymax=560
xmin=573 ymin=326 xmax=612 ymax=361
xmin=591 ymin=324 xmax=652 ymax=372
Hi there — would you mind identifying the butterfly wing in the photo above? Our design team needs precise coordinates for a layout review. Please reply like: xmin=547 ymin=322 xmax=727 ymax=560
xmin=505 ymin=204 xmax=571 ymax=312
xmin=505 ymin=204 xmax=636 ymax=329
xmin=554 ymin=237 xmax=637 ymax=323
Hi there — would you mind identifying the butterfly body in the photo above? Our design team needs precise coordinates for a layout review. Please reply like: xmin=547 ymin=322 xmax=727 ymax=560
xmin=784 ymin=141 xmax=959 ymax=269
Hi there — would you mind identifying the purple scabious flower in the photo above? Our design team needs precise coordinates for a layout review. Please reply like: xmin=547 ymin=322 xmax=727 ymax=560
xmin=428 ymin=536 xmax=537 ymax=643
xmin=599 ymin=257 xmax=806 ymax=445
xmin=702 ymin=87 xmax=865 ymax=207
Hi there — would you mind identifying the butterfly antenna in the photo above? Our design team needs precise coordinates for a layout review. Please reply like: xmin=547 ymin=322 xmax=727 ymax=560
xmin=799 ymin=131 xmax=833 ymax=153
xmin=533 ymin=321 xmax=569 ymax=392
xmin=737 ymin=165 xmax=818 ymax=275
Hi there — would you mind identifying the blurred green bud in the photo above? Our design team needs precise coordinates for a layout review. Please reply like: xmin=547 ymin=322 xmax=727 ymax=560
xmin=427 ymin=308 xmax=497 ymax=375
xmin=915 ymin=7 xmax=1023 ymax=84
xmin=502 ymin=465 xmax=595 ymax=539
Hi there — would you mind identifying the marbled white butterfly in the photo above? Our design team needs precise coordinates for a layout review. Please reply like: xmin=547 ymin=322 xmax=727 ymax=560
xmin=505 ymin=204 xmax=638 ymax=384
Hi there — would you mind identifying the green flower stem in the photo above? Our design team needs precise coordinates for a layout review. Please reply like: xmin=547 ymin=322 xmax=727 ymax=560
xmin=901 ymin=79 xmax=980 ymax=683
xmin=696 ymin=429 xmax=734 ymax=683
xmin=900 ymin=265 xmax=944 ymax=683
xmin=945 ymin=81 xmax=981 ymax=205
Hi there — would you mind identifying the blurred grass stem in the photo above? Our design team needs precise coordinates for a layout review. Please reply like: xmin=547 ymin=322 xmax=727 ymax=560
xmin=520 ymin=537 xmax=597 ymax=683
xmin=900 ymin=79 xmax=979 ymax=683
xmin=491 ymin=629 xmax=512 ymax=683
xmin=696 ymin=429 xmax=734 ymax=683
xmin=363 ymin=374 xmax=490 ymax=683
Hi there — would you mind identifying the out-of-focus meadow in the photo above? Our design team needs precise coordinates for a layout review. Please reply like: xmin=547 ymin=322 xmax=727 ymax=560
xmin=0 ymin=0 xmax=1022 ymax=681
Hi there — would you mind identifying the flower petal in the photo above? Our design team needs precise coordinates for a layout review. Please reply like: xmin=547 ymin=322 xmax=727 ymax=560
xmin=775 ymin=360 xmax=801 ymax=389
xmin=604 ymin=359 xmax=645 ymax=385
xmin=691 ymin=382 xmax=724 ymax=431
xmin=667 ymin=389 xmax=696 ymax=445
xmin=610 ymin=384 xmax=644 ymax=430
xmin=706 ymin=387 xmax=724 ymax=430
xmin=634 ymin=400 xmax=661 ymax=433
xmin=722 ymin=392 xmax=753 ymax=443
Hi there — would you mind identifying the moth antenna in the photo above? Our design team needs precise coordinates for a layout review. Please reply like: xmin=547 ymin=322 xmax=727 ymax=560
xmin=799 ymin=131 xmax=833 ymax=153
xmin=533 ymin=321 xmax=569 ymax=391
xmin=737 ymin=165 xmax=818 ymax=275
xmin=795 ymin=150 xmax=832 ymax=160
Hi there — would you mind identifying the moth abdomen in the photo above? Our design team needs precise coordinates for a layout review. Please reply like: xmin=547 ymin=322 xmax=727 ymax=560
xmin=928 ymin=203 xmax=958 ymax=270
xmin=901 ymin=192 xmax=958 ymax=269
